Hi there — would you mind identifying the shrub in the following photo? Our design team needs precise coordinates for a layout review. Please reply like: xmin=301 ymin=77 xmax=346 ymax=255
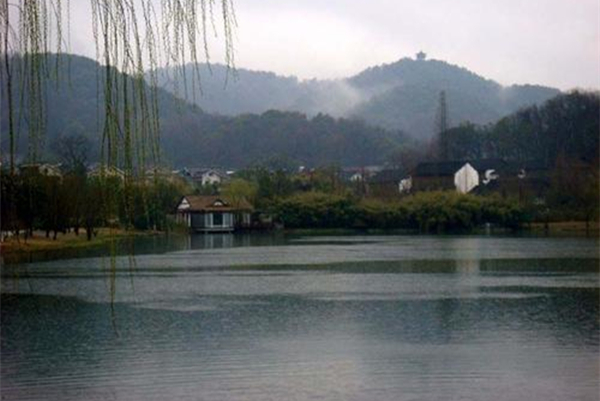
xmin=271 ymin=190 xmax=526 ymax=232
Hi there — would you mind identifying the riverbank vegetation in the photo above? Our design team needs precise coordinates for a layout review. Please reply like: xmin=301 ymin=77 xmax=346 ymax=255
xmin=1 ymin=90 xmax=598 ymax=247
xmin=271 ymin=191 xmax=524 ymax=232
xmin=0 ymin=170 xmax=188 ymax=243
xmin=0 ymin=228 xmax=159 ymax=254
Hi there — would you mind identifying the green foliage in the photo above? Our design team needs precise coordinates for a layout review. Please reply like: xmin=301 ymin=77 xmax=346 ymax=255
xmin=546 ymin=156 xmax=600 ymax=222
xmin=445 ymin=91 xmax=600 ymax=165
xmin=272 ymin=192 xmax=358 ymax=229
xmin=221 ymin=178 xmax=259 ymax=207
xmin=120 ymin=179 xmax=189 ymax=231
xmin=355 ymin=199 xmax=409 ymax=229
xmin=406 ymin=192 xmax=526 ymax=231
xmin=271 ymin=191 xmax=526 ymax=232
xmin=0 ymin=169 xmax=187 ymax=239
xmin=236 ymin=168 xmax=296 ymax=206
xmin=441 ymin=91 xmax=600 ymax=222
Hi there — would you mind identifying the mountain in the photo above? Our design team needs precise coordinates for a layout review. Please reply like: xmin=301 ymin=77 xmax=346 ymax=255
xmin=1 ymin=54 xmax=405 ymax=168
xmin=154 ymin=55 xmax=560 ymax=138
xmin=153 ymin=64 xmax=301 ymax=115
xmin=348 ymin=58 xmax=560 ymax=137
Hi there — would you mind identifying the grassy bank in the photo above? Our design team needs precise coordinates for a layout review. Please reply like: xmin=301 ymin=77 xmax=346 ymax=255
xmin=2 ymin=220 xmax=595 ymax=259
xmin=285 ymin=221 xmax=599 ymax=237
xmin=0 ymin=228 xmax=162 ymax=255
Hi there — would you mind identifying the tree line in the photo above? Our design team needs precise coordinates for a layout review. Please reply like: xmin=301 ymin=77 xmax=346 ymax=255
xmin=0 ymin=170 xmax=188 ymax=241
xmin=443 ymin=91 xmax=599 ymax=165
xmin=270 ymin=191 xmax=524 ymax=232
xmin=217 ymin=167 xmax=527 ymax=232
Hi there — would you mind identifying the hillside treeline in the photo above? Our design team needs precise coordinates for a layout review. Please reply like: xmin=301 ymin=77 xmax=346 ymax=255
xmin=155 ymin=57 xmax=559 ymax=138
xmin=1 ymin=54 xmax=406 ymax=169
xmin=444 ymin=91 xmax=599 ymax=165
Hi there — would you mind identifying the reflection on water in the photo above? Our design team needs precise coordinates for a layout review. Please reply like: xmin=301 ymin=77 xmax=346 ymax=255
xmin=1 ymin=232 xmax=289 ymax=265
xmin=1 ymin=235 xmax=599 ymax=401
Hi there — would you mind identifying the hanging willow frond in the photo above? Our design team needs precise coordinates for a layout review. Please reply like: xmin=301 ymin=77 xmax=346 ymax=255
xmin=1 ymin=0 xmax=236 ymax=174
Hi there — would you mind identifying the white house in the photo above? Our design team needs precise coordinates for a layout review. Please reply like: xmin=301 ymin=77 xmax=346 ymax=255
xmin=453 ymin=163 xmax=479 ymax=194
xmin=19 ymin=163 xmax=62 ymax=177
xmin=199 ymin=169 xmax=224 ymax=186
xmin=399 ymin=176 xmax=412 ymax=193
xmin=182 ymin=168 xmax=229 ymax=186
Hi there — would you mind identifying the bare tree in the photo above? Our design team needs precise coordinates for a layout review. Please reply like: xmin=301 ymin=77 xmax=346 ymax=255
xmin=52 ymin=134 xmax=91 ymax=174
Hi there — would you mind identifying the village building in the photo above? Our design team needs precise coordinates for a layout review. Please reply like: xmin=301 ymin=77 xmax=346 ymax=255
xmin=411 ymin=159 xmax=501 ymax=193
xmin=472 ymin=160 xmax=551 ymax=201
xmin=410 ymin=159 xmax=550 ymax=197
xmin=143 ymin=167 xmax=183 ymax=184
xmin=179 ymin=168 xmax=229 ymax=187
xmin=399 ymin=176 xmax=412 ymax=194
xmin=87 ymin=164 xmax=126 ymax=181
xmin=368 ymin=168 xmax=408 ymax=197
xmin=453 ymin=163 xmax=480 ymax=194
xmin=411 ymin=161 xmax=468 ymax=192
xmin=175 ymin=195 xmax=252 ymax=232
xmin=19 ymin=163 xmax=63 ymax=177
xmin=340 ymin=166 xmax=384 ymax=182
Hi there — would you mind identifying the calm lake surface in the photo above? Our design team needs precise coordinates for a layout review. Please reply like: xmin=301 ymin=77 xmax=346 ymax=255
xmin=1 ymin=234 xmax=599 ymax=401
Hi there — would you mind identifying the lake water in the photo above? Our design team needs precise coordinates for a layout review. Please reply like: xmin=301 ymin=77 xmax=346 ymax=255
xmin=1 ymin=234 xmax=599 ymax=401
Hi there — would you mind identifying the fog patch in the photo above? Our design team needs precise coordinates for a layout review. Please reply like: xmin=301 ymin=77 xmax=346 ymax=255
xmin=295 ymin=79 xmax=377 ymax=118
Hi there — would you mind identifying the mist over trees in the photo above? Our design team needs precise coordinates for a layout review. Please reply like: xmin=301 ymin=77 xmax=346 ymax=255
xmin=2 ymin=53 xmax=576 ymax=171
xmin=0 ymin=54 xmax=407 ymax=169
xmin=155 ymin=56 xmax=560 ymax=139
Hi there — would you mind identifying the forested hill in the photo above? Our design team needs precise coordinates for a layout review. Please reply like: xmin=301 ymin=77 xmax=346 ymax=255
xmin=444 ymin=90 xmax=600 ymax=166
xmin=0 ymin=54 xmax=406 ymax=168
xmin=154 ymin=55 xmax=560 ymax=138
xmin=348 ymin=58 xmax=560 ymax=138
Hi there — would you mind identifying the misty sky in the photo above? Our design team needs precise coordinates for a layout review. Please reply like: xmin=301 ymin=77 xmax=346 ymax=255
xmin=69 ymin=0 xmax=599 ymax=91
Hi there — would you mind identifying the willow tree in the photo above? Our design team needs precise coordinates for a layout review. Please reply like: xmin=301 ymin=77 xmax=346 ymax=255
xmin=0 ymin=0 xmax=236 ymax=175
xmin=1 ymin=1 xmax=236 ymax=322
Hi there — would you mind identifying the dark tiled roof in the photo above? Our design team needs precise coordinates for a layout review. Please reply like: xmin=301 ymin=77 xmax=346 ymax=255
xmin=414 ymin=159 xmax=522 ymax=177
xmin=413 ymin=161 xmax=466 ymax=176
xmin=468 ymin=159 xmax=509 ymax=173
xmin=180 ymin=195 xmax=253 ymax=212
xmin=181 ymin=168 xmax=228 ymax=179
xmin=369 ymin=169 xmax=408 ymax=183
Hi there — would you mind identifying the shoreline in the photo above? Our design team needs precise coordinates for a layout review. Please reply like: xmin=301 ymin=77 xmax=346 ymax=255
xmin=0 ymin=228 xmax=164 ymax=256
xmin=2 ymin=221 xmax=597 ymax=256
xmin=0 ymin=221 xmax=600 ymax=259
xmin=285 ymin=221 xmax=599 ymax=237
xmin=525 ymin=221 xmax=599 ymax=236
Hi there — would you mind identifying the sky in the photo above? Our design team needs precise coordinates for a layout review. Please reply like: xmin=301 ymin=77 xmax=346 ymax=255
xmin=69 ymin=0 xmax=600 ymax=91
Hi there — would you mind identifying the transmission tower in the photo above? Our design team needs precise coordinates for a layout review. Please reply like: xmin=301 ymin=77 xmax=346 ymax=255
xmin=436 ymin=90 xmax=449 ymax=160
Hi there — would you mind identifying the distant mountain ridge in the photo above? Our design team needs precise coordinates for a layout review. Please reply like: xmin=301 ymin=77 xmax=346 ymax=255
xmin=0 ymin=54 xmax=405 ymax=168
xmin=154 ymin=55 xmax=560 ymax=138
